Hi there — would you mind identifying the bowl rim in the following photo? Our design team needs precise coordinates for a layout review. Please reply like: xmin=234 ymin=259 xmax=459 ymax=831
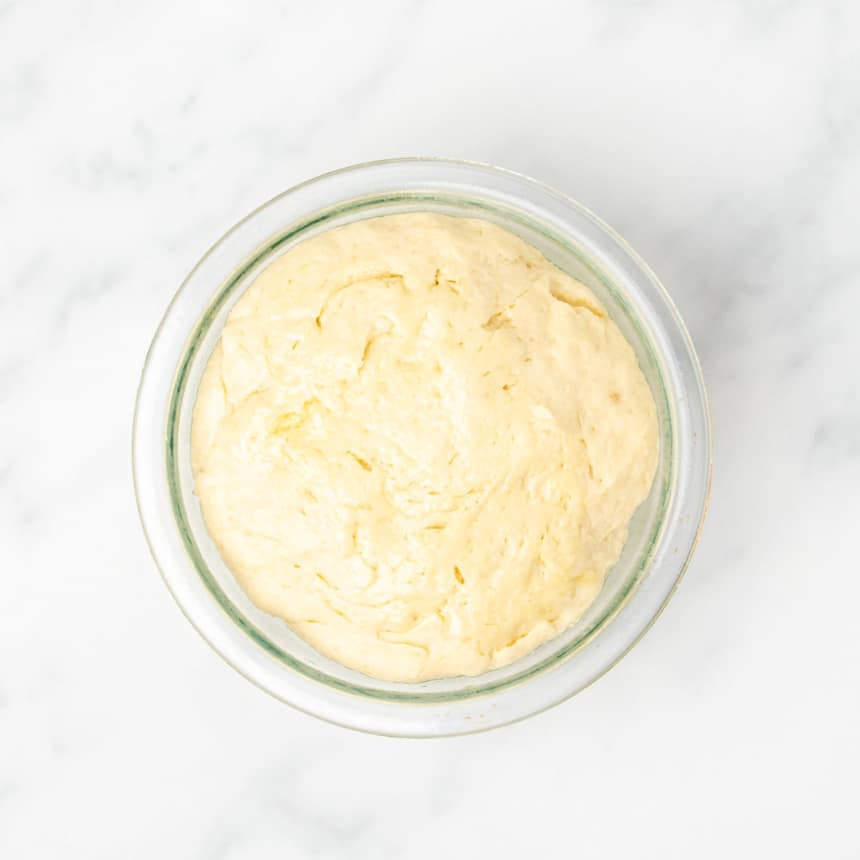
xmin=133 ymin=156 xmax=712 ymax=737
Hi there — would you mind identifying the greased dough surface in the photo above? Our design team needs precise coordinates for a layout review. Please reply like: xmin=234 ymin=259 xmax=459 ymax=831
xmin=192 ymin=214 xmax=658 ymax=682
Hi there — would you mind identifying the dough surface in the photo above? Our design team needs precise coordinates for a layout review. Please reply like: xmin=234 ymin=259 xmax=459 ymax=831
xmin=191 ymin=213 xmax=658 ymax=682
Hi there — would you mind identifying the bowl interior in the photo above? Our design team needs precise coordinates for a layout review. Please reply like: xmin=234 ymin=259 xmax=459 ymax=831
xmin=166 ymin=192 xmax=674 ymax=703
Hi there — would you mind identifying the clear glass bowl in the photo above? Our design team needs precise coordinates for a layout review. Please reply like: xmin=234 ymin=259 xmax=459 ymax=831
xmin=133 ymin=158 xmax=711 ymax=736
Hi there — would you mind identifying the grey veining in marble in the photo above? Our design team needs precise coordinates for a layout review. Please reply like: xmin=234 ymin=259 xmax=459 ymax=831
xmin=1 ymin=1 xmax=858 ymax=857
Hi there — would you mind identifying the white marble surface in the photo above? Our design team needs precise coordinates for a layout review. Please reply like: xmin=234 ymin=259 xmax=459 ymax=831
xmin=2 ymin=0 xmax=859 ymax=856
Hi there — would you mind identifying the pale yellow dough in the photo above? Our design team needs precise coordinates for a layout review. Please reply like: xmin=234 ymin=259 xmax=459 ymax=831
xmin=192 ymin=213 xmax=658 ymax=682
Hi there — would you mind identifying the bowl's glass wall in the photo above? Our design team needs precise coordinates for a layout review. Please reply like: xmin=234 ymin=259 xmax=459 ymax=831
xmin=167 ymin=192 xmax=675 ymax=702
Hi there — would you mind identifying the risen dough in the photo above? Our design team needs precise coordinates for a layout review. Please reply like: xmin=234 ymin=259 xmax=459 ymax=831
xmin=191 ymin=213 xmax=658 ymax=682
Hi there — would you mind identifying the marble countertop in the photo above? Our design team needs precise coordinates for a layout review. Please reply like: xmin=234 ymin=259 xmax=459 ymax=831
xmin=2 ymin=1 xmax=859 ymax=856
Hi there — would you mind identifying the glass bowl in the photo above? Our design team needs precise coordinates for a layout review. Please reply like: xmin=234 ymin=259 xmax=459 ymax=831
xmin=133 ymin=158 xmax=711 ymax=737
